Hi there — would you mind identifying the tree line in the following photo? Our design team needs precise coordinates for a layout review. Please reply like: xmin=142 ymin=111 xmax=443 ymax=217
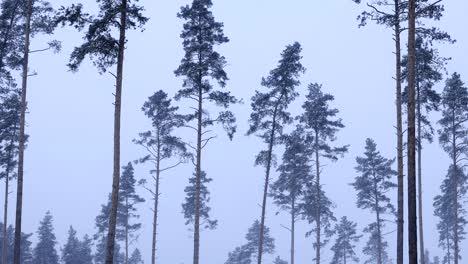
xmin=0 ymin=0 xmax=466 ymax=264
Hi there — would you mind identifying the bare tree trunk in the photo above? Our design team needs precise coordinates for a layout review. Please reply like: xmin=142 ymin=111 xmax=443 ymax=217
xmin=193 ymin=78 xmax=203 ymax=264
xmin=417 ymin=84 xmax=426 ymax=264
xmin=314 ymin=130 xmax=321 ymax=264
xmin=257 ymin=108 xmax=277 ymax=264
xmin=291 ymin=196 xmax=295 ymax=264
xmin=105 ymin=1 xmax=127 ymax=263
xmin=152 ymin=135 xmax=161 ymax=264
xmin=13 ymin=0 xmax=32 ymax=262
xmin=407 ymin=1 xmax=418 ymax=263
xmin=2 ymin=132 xmax=15 ymax=264
xmin=125 ymin=198 xmax=129 ymax=264
xmin=394 ymin=2 xmax=404 ymax=264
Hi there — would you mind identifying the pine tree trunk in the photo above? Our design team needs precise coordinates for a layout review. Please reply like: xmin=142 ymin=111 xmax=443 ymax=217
xmin=2 ymin=132 xmax=15 ymax=264
xmin=125 ymin=198 xmax=129 ymax=264
xmin=377 ymin=210 xmax=383 ymax=264
xmin=193 ymin=77 xmax=203 ymax=264
xmin=291 ymin=196 xmax=295 ymax=264
xmin=417 ymin=84 xmax=425 ymax=264
xmin=257 ymin=108 xmax=278 ymax=264
xmin=152 ymin=134 xmax=161 ymax=264
xmin=451 ymin=110 xmax=459 ymax=264
xmin=105 ymin=1 xmax=127 ymax=264
xmin=394 ymin=2 xmax=404 ymax=264
xmin=314 ymin=130 xmax=321 ymax=264
xmin=13 ymin=0 xmax=32 ymax=262
xmin=407 ymin=1 xmax=418 ymax=263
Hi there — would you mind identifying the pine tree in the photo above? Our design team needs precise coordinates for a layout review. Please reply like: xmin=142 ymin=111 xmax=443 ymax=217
xmin=299 ymin=83 xmax=347 ymax=264
xmin=273 ymin=256 xmax=288 ymax=264
xmin=351 ymin=1 xmax=448 ymax=262
xmin=353 ymin=139 xmax=396 ymax=264
xmin=128 ymin=249 xmax=143 ymax=264
xmin=270 ymin=127 xmax=311 ymax=264
xmin=79 ymin=235 xmax=93 ymax=264
xmin=330 ymin=216 xmax=361 ymax=264
xmin=174 ymin=1 xmax=239 ymax=263
xmin=247 ymin=42 xmax=305 ymax=264
xmin=32 ymin=212 xmax=59 ymax=264
xmin=56 ymin=2 xmax=148 ymax=263
xmin=437 ymin=73 xmax=468 ymax=264
xmin=119 ymin=162 xmax=144 ymax=264
xmin=134 ymin=90 xmax=188 ymax=264
xmin=61 ymin=226 xmax=80 ymax=264
xmin=0 ymin=85 xmax=20 ymax=264
xmin=13 ymin=1 xmax=59 ymax=262
xmin=182 ymin=170 xmax=217 ymax=230
xmin=402 ymin=35 xmax=450 ymax=263
xmin=225 ymin=220 xmax=275 ymax=264
xmin=0 ymin=223 xmax=33 ymax=264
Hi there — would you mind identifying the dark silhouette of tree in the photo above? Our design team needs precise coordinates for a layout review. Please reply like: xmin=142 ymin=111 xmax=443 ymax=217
xmin=174 ymin=1 xmax=238 ymax=263
xmin=330 ymin=216 xmax=361 ymax=264
xmin=299 ymin=83 xmax=347 ymax=264
xmin=61 ymin=226 xmax=93 ymax=264
xmin=0 ymin=223 xmax=33 ymax=264
xmin=134 ymin=90 xmax=188 ymax=264
xmin=247 ymin=42 xmax=304 ymax=264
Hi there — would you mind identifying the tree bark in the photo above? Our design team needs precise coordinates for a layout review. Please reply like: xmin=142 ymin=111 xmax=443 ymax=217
xmin=13 ymin=0 xmax=32 ymax=262
xmin=417 ymin=83 xmax=426 ymax=264
xmin=407 ymin=1 xmax=418 ymax=263
xmin=151 ymin=132 xmax=161 ymax=264
xmin=314 ymin=130 xmax=321 ymax=264
xmin=105 ymin=1 xmax=127 ymax=263
xmin=394 ymin=2 xmax=404 ymax=264
xmin=257 ymin=107 xmax=277 ymax=264
xmin=290 ymin=196 xmax=295 ymax=264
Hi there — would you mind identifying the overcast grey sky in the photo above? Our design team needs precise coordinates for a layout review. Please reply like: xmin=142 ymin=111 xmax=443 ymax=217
xmin=8 ymin=0 xmax=468 ymax=263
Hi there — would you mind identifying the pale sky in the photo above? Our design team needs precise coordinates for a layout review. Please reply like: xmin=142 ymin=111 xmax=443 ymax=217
xmin=7 ymin=0 xmax=468 ymax=263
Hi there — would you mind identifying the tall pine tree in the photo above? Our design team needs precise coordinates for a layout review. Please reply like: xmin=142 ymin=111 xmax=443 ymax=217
xmin=299 ymin=83 xmax=347 ymax=264
xmin=247 ymin=42 xmax=304 ymax=264
xmin=56 ymin=2 xmax=148 ymax=263
xmin=174 ymin=1 xmax=238 ymax=263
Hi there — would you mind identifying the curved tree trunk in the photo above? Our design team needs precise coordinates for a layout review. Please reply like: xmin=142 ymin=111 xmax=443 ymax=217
xmin=393 ymin=2 xmax=404 ymax=264
xmin=13 ymin=0 xmax=32 ymax=263
xmin=105 ymin=1 xmax=127 ymax=263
